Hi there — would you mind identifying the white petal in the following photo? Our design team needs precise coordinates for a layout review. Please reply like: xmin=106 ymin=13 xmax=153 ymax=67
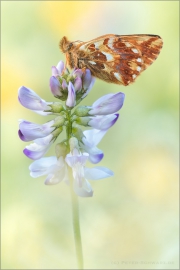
xmin=44 ymin=173 xmax=60 ymax=185
xmin=81 ymin=77 xmax=96 ymax=98
xmin=34 ymin=134 xmax=53 ymax=145
xmin=66 ymin=82 xmax=76 ymax=107
xmin=72 ymin=164 xmax=84 ymax=187
xmin=31 ymin=109 xmax=52 ymax=116
xmin=83 ymin=129 xmax=107 ymax=147
xmin=84 ymin=166 xmax=114 ymax=180
xmin=29 ymin=156 xmax=57 ymax=177
xmin=92 ymin=93 xmax=115 ymax=107
xmin=80 ymin=142 xmax=104 ymax=164
xmin=88 ymin=150 xmax=104 ymax=164
xmin=44 ymin=168 xmax=65 ymax=185
xmin=51 ymin=66 xmax=59 ymax=76
xmin=56 ymin=61 xmax=65 ymax=75
xmin=19 ymin=120 xmax=54 ymax=141
xmin=29 ymin=156 xmax=65 ymax=177
xmin=73 ymin=179 xmax=93 ymax=197
xmin=18 ymin=86 xmax=52 ymax=112
xmin=65 ymin=152 xmax=89 ymax=167
xmin=89 ymin=92 xmax=125 ymax=115
xmin=88 ymin=114 xmax=118 ymax=130
xmin=24 ymin=142 xmax=52 ymax=160
xmin=62 ymin=166 xmax=70 ymax=184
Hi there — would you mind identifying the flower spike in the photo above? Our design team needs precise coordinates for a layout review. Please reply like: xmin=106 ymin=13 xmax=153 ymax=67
xmin=18 ymin=60 xmax=125 ymax=197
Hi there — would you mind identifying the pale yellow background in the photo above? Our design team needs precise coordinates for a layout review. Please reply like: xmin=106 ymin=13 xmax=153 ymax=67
xmin=1 ymin=1 xmax=179 ymax=269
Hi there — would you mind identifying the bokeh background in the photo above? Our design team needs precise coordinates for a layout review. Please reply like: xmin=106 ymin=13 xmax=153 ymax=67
xmin=1 ymin=1 xmax=179 ymax=269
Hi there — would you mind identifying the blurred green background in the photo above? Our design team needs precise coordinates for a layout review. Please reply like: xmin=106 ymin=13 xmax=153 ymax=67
xmin=1 ymin=1 xmax=179 ymax=269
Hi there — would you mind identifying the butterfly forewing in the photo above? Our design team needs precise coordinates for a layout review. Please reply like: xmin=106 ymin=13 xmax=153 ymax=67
xmin=60 ymin=34 xmax=163 ymax=86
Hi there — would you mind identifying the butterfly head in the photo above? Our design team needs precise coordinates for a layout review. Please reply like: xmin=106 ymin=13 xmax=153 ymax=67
xmin=59 ymin=36 xmax=73 ymax=53
xmin=59 ymin=36 xmax=83 ymax=54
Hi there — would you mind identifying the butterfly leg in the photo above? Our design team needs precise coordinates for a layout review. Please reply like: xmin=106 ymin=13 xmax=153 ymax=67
xmin=77 ymin=58 xmax=89 ymax=73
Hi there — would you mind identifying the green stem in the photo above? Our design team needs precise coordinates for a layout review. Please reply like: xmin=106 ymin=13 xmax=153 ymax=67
xmin=66 ymin=110 xmax=84 ymax=269
xmin=70 ymin=174 xmax=84 ymax=269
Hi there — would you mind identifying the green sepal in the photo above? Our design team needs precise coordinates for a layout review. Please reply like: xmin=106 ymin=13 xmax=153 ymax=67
xmin=52 ymin=126 xmax=63 ymax=139
xmin=49 ymin=102 xmax=64 ymax=113
xmin=74 ymin=106 xmax=90 ymax=117
xmin=55 ymin=142 xmax=68 ymax=158
xmin=53 ymin=116 xmax=65 ymax=127
xmin=72 ymin=127 xmax=85 ymax=141
xmin=75 ymin=117 xmax=90 ymax=127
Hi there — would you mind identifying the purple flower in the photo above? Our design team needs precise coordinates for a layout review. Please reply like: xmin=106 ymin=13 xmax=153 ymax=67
xmin=29 ymin=156 xmax=69 ymax=185
xmin=80 ymin=129 xmax=108 ymax=164
xmin=18 ymin=59 xmax=125 ymax=198
xmin=74 ymin=76 xmax=82 ymax=92
xmin=76 ymin=114 xmax=119 ymax=130
xmin=84 ymin=166 xmax=114 ymax=180
xmin=66 ymin=82 xmax=76 ymax=108
xmin=18 ymin=86 xmax=52 ymax=115
xmin=49 ymin=76 xmax=62 ymax=97
xmin=29 ymin=148 xmax=113 ymax=197
xmin=81 ymin=77 xmax=96 ymax=98
xmin=51 ymin=62 xmax=96 ymax=101
xmin=89 ymin=92 xmax=125 ymax=115
xmin=65 ymin=148 xmax=113 ymax=197
xmin=88 ymin=114 xmax=119 ymax=130
xmin=18 ymin=119 xmax=55 ymax=142
xmin=51 ymin=61 xmax=65 ymax=77
xmin=62 ymin=79 xmax=68 ymax=90
xmin=82 ymin=69 xmax=92 ymax=89
xmin=72 ymin=69 xmax=83 ymax=78
xmin=23 ymin=134 xmax=53 ymax=160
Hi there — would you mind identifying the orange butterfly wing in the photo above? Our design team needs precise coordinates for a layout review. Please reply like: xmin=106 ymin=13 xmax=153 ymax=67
xmin=75 ymin=34 xmax=163 ymax=85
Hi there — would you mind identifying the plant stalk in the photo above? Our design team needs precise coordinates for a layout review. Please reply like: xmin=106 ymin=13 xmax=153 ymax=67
xmin=66 ymin=110 xmax=84 ymax=269
xmin=70 ymin=177 xmax=84 ymax=269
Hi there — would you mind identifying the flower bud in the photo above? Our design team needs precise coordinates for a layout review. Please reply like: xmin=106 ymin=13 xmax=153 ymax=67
xmin=74 ymin=77 xmax=82 ymax=92
xmin=62 ymin=79 xmax=68 ymax=90
xmin=82 ymin=69 xmax=92 ymax=89
xmin=52 ymin=61 xmax=64 ymax=76
xmin=73 ymin=69 xmax=83 ymax=78
xmin=66 ymin=82 xmax=76 ymax=108
xmin=55 ymin=142 xmax=68 ymax=158
xmin=74 ymin=106 xmax=90 ymax=117
xmin=53 ymin=116 xmax=65 ymax=127
xmin=81 ymin=77 xmax=96 ymax=99
xmin=51 ymin=66 xmax=59 ymax=77
xmin=56 ymin=61 xmax=65 ymax=75
xmin=69 ymin=137 xmax=79 ymax=152
xmin=49 ymin=76 xmax=62 ymax=97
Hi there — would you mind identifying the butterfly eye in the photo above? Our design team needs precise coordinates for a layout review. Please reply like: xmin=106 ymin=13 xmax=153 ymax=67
xmin=68 ymin=43 xmax=73 ymax=50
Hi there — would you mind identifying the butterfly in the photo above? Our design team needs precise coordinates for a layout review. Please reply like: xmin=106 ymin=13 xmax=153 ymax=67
xmin=59 ymin=34 xmax=163 ymax=86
